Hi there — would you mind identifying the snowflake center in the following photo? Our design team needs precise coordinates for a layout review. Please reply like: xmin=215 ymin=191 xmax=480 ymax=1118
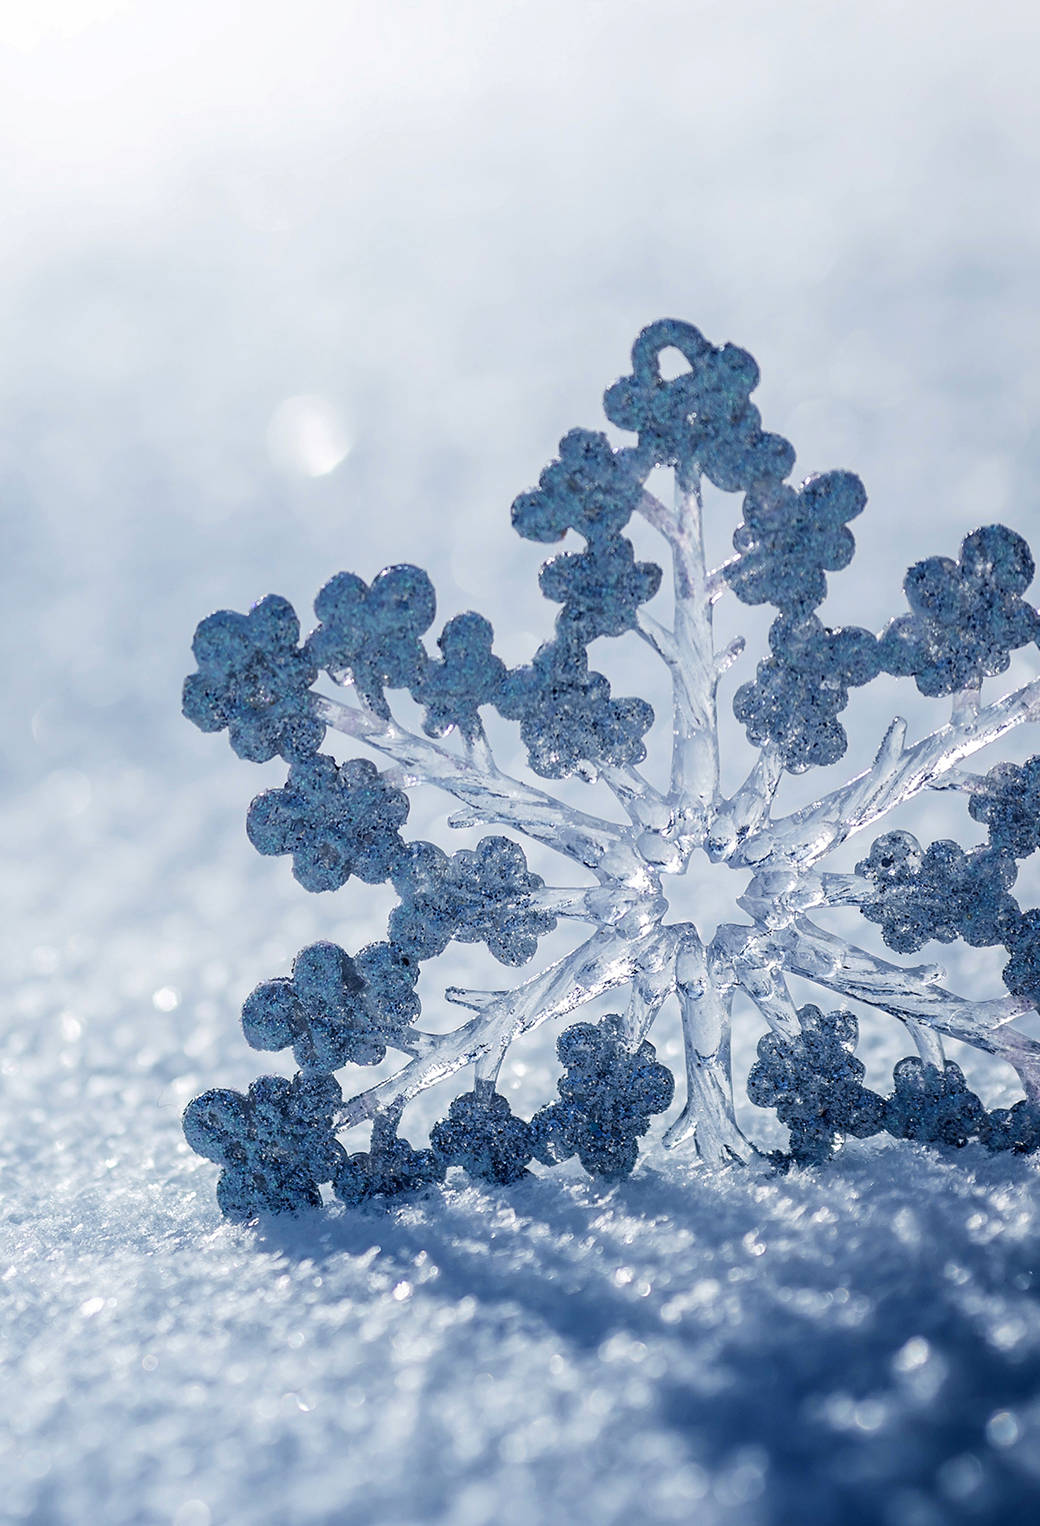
xmin=660 ymin=850 xmax=752 ymax=944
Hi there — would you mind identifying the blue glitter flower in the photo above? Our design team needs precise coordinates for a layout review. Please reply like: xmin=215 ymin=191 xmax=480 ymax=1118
xmin=1001 ymin=908 xmax=1040 ymax=1006
xmin=983 ymin=1100 xmax=1040 ymax=1154
xmin=413 ymin=612 xmax=506 ymax=739
xmin=390 ymin=835 xmax=556 ymax=966
xmin=510 ymin=428 xmax=643 ymax=544
xmin=246 ymin=754 xmax=409 ymax=891
xmin=241 ymin=940 xmax=401 ymax=1070
xmin=883 ymin=1058 xmax=987 ymax=1148
xmin=183 ymin=593 xmax=323 ymax=763
xmin=856 ymin=832 xmax=1019 ymax=954
xmin=603 ymin=319 xmax=795 ymax=490
xmin=334 ymin=1128 xmax=445 ymax=1207
xmin=879 ymin=525 xmax=1040 ymax=696
xmin=529 ymin=1014 xmax=674 ymax=1180
xmin=355 ymin=940 xmax=422 ymax=1027
xmin=447 ymin=836 xmax=557 ymax=965
xmin=969 ymin=756 xmax=1040 ymax=860
xmin=307 ymin=564 xmax=436 ymax=717
xmin=431 ymin=1090 xmax=533 ymax=1184
xmin=733 ymin=615 xmax=879 ymax=771
xmin=726 ymin=471 xmax=867 ymax=618
xmin=497 ymin=636 xmax=654 ymax=779
xmin=182 ymin=1073 xmax=345 ymax=1220
xmin=747 ymin=1006 xmax=884 ymax=1164
xmin=386 ymin=840 xmax=455 ymax=959
xmin=539 ymin=534 xmax=662 ymax=642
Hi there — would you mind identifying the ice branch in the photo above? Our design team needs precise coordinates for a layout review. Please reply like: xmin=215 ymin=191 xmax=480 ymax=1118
xmin=528 ymin=887 xmax=606 ymax=920
xmin=337 ymin=928 xmax=659 ymax=1128
xmin=706 ymin=744 xmax=784 ymax=861
xmin=315 ymin=693 xmax=633 ymax=876
xmin=529 ymin=882 xmax=667 ymax=935
xmin=599 ymin=763 xmax=674 ymax=834
xmin=715 ymin=636 xmax=746 ymax=677
xmin=902 ymin=1019 xmax=947 ymax=1072
xmin=664 ymin=931 xmax=756 ymax=1162
xmin=734 ymin=676 xmax=1040 ymax=871
xmin=636 ymin=487 xmax=680 ymax=539
xmin=951 ymin=682 xmax=981 ymax=728
xmin=620 ymin=927 xmax=678 ymax=1047
xmin=928 ymin=767 xmax=996 ymax=797
xmin=780 ymin=917 xmax=1040 ymax=1098
xmin=704 ymin=558 xmax=739 ymax=604
xmin=710 ymin=922 xmax=802 ymax=1040
xmin=637 ymin=475 xmax=722 ymax=839
xmin=635 ymin=610 xmax=681 ymax=668
xmin=463 ymin=719 xmax=498 ymax=775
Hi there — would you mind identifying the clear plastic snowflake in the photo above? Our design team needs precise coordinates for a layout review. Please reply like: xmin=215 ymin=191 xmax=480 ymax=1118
xmin=182 ymin=318 xmax=1040 ymax=1220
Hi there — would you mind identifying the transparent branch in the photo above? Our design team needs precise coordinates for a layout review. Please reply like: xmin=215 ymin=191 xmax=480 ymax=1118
xmin=315 ymin=693 xmax=635 ymax=877
xmin=710 ymin=922 xmax=802 ymax=1041
xmin=619 ymin=925 xmax=679 ymax=1047
xmin=664 ymin=931 xmax=756 ymax=1162
xmin=735 ymin=675 xmax=1040 ymax=872
xmin=636 ymin=486 xmax=680 ymax=540
xmin=706 ymin=744 xmax=784 ymax=861
xmin=781 ymin=917 xmax=1040 ymax=1097
xmin=704 ymin=558 xmax=739 ymax=604
xmin=529 ymin=882 xmax=667 ymax=936
xmin=599 ymin=763 xmax=674 ymax=834
xmin=637 ymin=474 xmax=722 ymax=840
xmin=337 ymin=928 xmax=658 ymax=1128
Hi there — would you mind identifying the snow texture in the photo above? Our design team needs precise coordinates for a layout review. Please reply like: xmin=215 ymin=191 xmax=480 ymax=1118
xmin=5 ymin=4 xmax=1040 ymax=1524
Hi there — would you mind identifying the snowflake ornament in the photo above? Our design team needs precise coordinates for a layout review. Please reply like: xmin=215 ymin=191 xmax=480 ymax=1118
xmin=182 ymin=319 xmax=1040 ymax=1218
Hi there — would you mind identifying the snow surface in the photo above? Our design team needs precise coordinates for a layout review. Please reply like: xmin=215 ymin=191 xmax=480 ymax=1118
xmin=4 ymin=3 xmax=1040 ymax=1521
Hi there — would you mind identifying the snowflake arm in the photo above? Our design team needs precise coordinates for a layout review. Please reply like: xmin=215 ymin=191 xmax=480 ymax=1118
xmin=313 ymin=692 xmax=635 ymax=877
xmin=707 ymin=743 xmax=785 ymax=861
xmin=714 ymin=926 xmax=802 ymax=1041
xmin=665 ymin=932 xmax=756 ymax=1163
xmin=598 ymin=763 xmax=676 ymax=841
xmin=613 ymin=319 xmax=797 ymax=844
xmin=735 ymin=675 xmax=1040 ymax=872
xmin=779 ymin=917 xmax=1040 ymax=1097
xmin=670 ymin=482 xmax=724 ymax=829
xmin=636 ymin=476 xmax=724 ymax=836
xmin=335 ymin=927 xmax=664 ymax=1129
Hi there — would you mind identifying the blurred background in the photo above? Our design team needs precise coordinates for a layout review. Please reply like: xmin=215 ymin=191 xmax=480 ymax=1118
xmin=5 ymin=0 xmax=1040 ymax=782
xmin=4 ymin=5 xmax=1040 ymax=1522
